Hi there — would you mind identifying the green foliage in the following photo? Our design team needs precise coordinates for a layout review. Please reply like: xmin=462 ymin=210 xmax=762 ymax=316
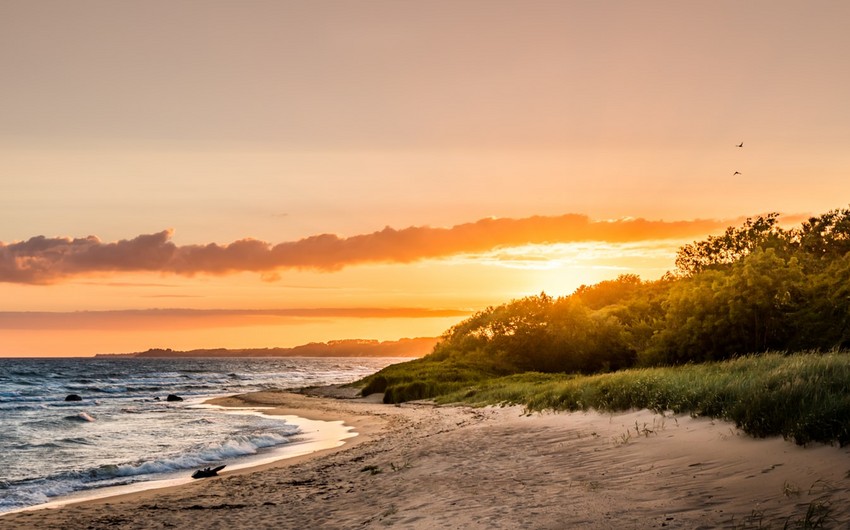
xmin=432 ymin=291 xmax=636 ymax=375
xmin=794 ymin=208 xmax=850 ymax=263
xmin=572 ymin=273 xmax=643 ymax=309
xmin=355 ymin=206 xmax=850 ymax=445
xmin=358 ymin=356 xmax=501 ymax=404
xmin=647 ymin=248 xmax=805 ymax=363
xmin=646 ymin=209 xmax=850 ymax=362
xmin=674 ymin=213 xmax=790 ymax=276
xmin=792 ymin=253 xmax=850 ymax=350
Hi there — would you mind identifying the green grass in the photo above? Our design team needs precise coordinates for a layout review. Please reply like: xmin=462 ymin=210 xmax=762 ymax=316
xmin=356 ymin=351 xmax=850 ymax=446
xmin=357 ymin=355 xmax=507 ymax=403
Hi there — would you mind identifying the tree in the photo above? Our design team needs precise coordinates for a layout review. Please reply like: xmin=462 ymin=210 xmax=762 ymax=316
xmin=674 ymin=214 xmax=790 ymax=276
xmin=792 ymin=208 xmax=850 ymax=265
xmin=648 ymin=248 xmax=803 ymax=364
xmin=790 ymin=252 xmax=850 ymax=350
xmin=571 ymin=274 xmax=643 ymax=309
xmin=431 ymin=293 xmax=634 ymax=374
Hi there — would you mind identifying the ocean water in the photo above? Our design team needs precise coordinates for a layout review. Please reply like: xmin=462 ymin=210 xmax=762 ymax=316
xmin=0 ymin=356 xmax=401 ymax=513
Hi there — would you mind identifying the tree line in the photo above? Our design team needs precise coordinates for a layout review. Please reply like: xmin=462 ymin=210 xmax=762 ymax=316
xmin=429 ymin=207 xmax=850 ymax=372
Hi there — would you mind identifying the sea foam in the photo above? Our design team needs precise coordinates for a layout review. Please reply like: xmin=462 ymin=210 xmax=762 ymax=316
xmin=0 ymin=356 xmax=400 ymax=513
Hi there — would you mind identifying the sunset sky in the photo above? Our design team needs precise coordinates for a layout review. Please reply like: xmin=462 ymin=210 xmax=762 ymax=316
xmin=2 ymin=1 xmax=850 ymax=356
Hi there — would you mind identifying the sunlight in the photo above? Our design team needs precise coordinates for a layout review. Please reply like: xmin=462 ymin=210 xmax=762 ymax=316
xmin=432 ymin=240 xmax=685 ymax=299
xmin=448 ymin=240 xmax=682 ymax=274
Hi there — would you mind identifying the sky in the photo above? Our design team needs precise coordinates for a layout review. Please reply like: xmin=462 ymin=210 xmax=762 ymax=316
xmin=2 ymin=1 xmax=850 ymax=356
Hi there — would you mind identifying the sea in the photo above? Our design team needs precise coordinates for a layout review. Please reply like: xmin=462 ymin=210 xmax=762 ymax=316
xmin=0 ymin=356 xmax=402 ymax=513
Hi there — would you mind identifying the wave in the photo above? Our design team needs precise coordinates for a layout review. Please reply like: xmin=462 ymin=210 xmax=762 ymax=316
xmin=0 ymin=477 xmax=88 ymax=512
xmin=49 ymin=400 xmax=100 ymax=408
xmin=0 ymin=356 xmax=398 ymax=513
xmin=0 ymin=402 xmax=48 ymax=411
xmin=0 ymin=427 xmax=300 ymax=513
xmin=97 ymin=432 xmax=297 ymax=479
xmin=63 ymin=412 xmax=96 ymax=422
xmin=0 ymin=393 xmax=50 ymax=403
xmin=35 ymin=430 xmax=297 ymax=483
xmin=58 ymin=437 xmax=95 ymax=445
xmin=124 ymin=386 xmax=163 ymax=392
xmin=64 ymin=385 xmax=129 ymax=394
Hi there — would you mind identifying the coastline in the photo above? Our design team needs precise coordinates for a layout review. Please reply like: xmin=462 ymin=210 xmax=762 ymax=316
xmin=0 ymin=389 xmax=379 ymax=517
xmin=3 ymin=389 xmax=850 ymax=529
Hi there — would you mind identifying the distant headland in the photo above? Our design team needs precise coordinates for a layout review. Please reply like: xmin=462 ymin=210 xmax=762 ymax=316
xmin=94 ymin=337 xmax=437 ymax=359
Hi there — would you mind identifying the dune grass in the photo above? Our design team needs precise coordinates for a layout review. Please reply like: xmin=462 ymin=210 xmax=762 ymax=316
xmin=358 ymin=357 xmax=504 ymax=404
xmin=357 ymin=351 xmax=850 ymax=446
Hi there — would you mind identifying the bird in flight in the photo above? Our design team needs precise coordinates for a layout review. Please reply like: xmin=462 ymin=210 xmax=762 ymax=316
xmin=733 ymin=171 xmax=741 ymax=175
xmin=736 ymin=142 xmax=743 ymax=147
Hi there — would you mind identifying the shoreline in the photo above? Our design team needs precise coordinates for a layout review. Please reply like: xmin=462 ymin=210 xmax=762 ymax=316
xmin=3 ymin=389 xmax=850 ymax=529
xmin=1 ymin=389 xmax=381 ymax=517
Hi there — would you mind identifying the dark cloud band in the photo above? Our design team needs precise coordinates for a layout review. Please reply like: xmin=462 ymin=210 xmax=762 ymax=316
xmin=0 ymin=307 xmax=471 ymax=330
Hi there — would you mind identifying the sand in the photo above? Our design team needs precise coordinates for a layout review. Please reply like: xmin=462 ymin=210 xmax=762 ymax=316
xmin=3 ymin=388 xmax=850 ymax=529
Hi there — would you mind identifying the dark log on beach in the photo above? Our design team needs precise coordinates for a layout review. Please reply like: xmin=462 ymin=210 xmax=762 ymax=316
xmin=64 ymin=394 xmax=82 ymax=401
xmin=191 ymin=465 xmax=226 ymax=479
xmin=166 ymin=394 xmax=184 ymax=402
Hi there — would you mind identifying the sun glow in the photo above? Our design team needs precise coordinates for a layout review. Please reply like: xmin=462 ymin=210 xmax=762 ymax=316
xmin=450 ymin=240 xmax=682 ymax=274
xmin=0 ymin=237 xmax=689 ymax=356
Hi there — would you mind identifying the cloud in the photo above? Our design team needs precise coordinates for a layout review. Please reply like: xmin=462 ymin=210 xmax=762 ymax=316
xmin=0 ymin=231 xmax=178 ymax=284
xmin=0 ymin=213 xmax=790 ymax=284
xmin=0 ymin=307 xmax=472 ymax=330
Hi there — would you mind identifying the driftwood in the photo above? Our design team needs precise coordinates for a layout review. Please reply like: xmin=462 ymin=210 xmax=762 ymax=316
xmin=191 ymin=465 xmax=226 ymax=479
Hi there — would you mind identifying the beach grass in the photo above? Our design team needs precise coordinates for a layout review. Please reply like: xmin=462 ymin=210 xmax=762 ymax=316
xmin=358 ymin=357 xmax=505 ymax=404
xmin=359 ymin=351 xmax=850 ymax=446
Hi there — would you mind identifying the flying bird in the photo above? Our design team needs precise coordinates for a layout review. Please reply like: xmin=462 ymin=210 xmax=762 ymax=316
xmin=733 ymin=171 xmax=741 ymax=175
xmin=736 ymin=142 xmax=743 ymax=147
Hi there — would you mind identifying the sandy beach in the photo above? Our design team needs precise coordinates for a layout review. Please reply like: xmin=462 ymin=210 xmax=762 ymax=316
xmin=3 ymin=389 xmax=850 ymax=530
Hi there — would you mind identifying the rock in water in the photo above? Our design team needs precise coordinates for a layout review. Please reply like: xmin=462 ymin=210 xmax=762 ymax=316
xmin=65 ymin=394 xmax=83 ymax=401
xmin=166 ymin=394 xmax=184 ymax=402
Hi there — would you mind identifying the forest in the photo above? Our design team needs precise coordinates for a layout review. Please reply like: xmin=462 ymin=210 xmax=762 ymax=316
xmin=358 ymin=207 xmax=850 ymax=444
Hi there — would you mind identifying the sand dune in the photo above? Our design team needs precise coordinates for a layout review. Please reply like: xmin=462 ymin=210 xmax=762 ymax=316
xmin=3 ymin=390 xmax=850 ymax=529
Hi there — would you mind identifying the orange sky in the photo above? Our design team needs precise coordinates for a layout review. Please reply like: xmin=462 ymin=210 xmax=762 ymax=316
xmin=2 ymin=1 xmax=849 ymax=356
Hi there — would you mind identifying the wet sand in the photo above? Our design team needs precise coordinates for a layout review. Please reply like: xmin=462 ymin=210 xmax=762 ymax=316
xmin=3 ymin=389 xmax=850 ymax=529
